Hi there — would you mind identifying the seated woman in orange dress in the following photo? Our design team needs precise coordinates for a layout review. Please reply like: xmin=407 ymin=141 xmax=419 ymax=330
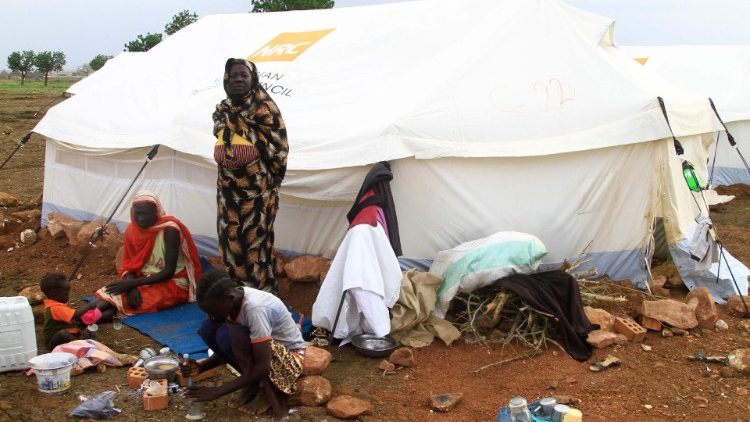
xmin=94 ymin=190 xmax=201 ymax=316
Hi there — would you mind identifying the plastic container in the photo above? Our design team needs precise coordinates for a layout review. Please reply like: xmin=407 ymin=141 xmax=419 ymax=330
xmin=28 ymin=352 xmax=77 ymax=394
xmin=0 ymin=296 xmax=37 ymax=372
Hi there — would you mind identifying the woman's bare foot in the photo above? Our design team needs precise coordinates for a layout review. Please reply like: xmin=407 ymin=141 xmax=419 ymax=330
xmin=227 ymin=385 xmax=258 ymax=409
xmin=237 ymin=394 xmax=271 ymax=415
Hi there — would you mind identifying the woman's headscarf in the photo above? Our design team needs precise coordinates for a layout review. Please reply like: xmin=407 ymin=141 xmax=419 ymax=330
xmin=212 ymin=58 xmax=288 ymax=188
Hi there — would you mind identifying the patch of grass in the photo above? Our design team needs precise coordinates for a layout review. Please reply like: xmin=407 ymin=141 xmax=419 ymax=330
xmin=0 ymin=77 xmax=79 ymax=93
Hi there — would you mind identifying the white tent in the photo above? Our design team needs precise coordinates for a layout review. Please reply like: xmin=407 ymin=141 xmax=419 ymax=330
xmin=35 ymin=0 xmax=738 ymax=293
xmin=622 ymin=45 xmax=750 ymax=187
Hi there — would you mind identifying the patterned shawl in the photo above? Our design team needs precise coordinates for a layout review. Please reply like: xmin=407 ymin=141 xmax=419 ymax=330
xmin=212 ymin=58 xmax=288 ymax=188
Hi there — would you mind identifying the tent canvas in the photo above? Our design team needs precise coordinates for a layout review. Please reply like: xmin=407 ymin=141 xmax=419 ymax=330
xmin=622 ymin=45 xmax=750 ymax=187
xmin=35 ymin=0 xmax=740 ymax=295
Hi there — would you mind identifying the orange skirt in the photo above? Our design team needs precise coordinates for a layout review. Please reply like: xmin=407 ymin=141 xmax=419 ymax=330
xmin=95 ymin=279 xmax=189 ymax=316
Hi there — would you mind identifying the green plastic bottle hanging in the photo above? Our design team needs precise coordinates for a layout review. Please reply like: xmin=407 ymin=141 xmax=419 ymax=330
xmin=681 ymin=161 xmax=703 ymax=192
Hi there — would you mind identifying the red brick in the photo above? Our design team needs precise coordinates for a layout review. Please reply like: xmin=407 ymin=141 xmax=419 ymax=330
xmin=613 ymin=317 xmax=646 ymax=342
xmin=127 ymin=366 xmax=148 ymax=389
xmin=143 ymin=379 xmax=168 ymax=411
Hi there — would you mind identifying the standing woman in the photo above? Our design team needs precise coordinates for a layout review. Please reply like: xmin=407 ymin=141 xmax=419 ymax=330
xmin=213 ymin=58 xmax=288 ymax=292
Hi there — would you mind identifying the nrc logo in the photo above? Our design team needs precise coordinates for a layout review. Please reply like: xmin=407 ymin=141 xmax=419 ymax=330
xmin=250 ymin=29 xmax=334 ymax=62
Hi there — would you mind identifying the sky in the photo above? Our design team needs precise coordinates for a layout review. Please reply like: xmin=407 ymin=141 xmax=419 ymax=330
xmin=1 ymin=0 xmax=749 ymax=71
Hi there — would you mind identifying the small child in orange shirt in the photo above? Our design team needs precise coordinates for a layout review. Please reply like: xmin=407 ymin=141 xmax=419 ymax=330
xmin=40 ymin=273 xmax=100 ymax=351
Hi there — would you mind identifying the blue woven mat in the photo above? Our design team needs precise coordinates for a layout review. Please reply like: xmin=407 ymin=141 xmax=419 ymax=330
xmin=123 ymin=302 xmax=209 ymax=359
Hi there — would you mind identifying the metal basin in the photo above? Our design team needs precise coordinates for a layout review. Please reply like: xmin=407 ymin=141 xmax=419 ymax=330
xmin=351 ymin=334 xmax=398 ymax=358
xmin=143 ymin=355 xmax=180 ymax=382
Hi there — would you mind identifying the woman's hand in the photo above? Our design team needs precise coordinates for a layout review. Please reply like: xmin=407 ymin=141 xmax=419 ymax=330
xmin=105 ymin=279 xmax=139 ymax=295
xmin=184 ymin=385 xmax=224 ymax=402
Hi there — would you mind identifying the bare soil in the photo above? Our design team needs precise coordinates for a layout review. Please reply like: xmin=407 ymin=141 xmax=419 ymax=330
xmin=2 ymin=91 xmax=750 ymax=422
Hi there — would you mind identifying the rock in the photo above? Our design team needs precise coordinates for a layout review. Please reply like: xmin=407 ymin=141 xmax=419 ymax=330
xmin=326 ymin=395 xmax=373 ymax=419
xmin=738 ymin=320 xmax=750 ymax=334
xmin=665 ymin=272 xmax=683 ymax=288
xmin=46 ymin=219 xmax=65 ymax=239
xmin=720 ymin=367 xmax=737 ymax=378
xmin=651 ymin=275 xmax=667 ymax=288
xmin=586 ymin=330 xmax=621 ymax=348
xmin=726 ymin=295 xmax=750 ymax=317
xmin=728 ymin=349 xmax=750 ymax=376
xmin=76 ymin=220 xmax=104 ymax=245
xmin=11 ymin=209 xmax=41 ymax=221
xmin=101 ymin=229 xmax=123 ymax=257
xmin=430 ymin=393 xmax=463 ymax=412
xmin=662 ymin=328 xmax=674 ymax=337
xmin=379 ymin=360 xmax=396 ymax=372
xmin=641 ymin=344 xmax=652 ymax=351
xmin=639 ymin=299 xmax=699 ymax=329
xmin=737 ymin=387 xmax=748 ymax=396
xmin=273 ymin=251 xmax=286 ymax=278
xmin=640 ymin=316 xmax=663 ymax=331
xmin=46 ymin=213 xmax=84 ymax=245
xmin=302 ymin=346 xmax=332 ymax=375
xmin=715 ymin=319 xmax=729 ymax=331
xmin=18 ymin=285 xmax=44 ymax=306
xmin=0 ymin=192 xmax=19 ymax=207
xmin=671 ymin=327 xmax=688 ymax=336
xmin=389 ymin=347 xmax=415 ymax=367
xmin=686 ymin=288 xmax=718 ymax=329
xmin=583 ymin=306 xmax=614 ymax=331
xmin=19 ymin=229 xmax=36 ymax=245
xmin=291 ymin=375 xmax=332 ymax=406
xmin=284 ymin=255 xmax=331 ymax=283
xmin=554 ymin=395 xmax=578 ymax=405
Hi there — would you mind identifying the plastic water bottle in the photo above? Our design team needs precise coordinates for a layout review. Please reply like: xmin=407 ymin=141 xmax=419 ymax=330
xmin=183 ymin=353 xmax=205 ymax=420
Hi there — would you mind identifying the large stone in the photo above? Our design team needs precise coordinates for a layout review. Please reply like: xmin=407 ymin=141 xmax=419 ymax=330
xmin=291 ymin=375 xmax=332 ymax=406
xmin=389 ymin=347 xmax=415 ymax=367
xmin=101 ymin=229 xmax=123 ymax=257
xmin=665 ymin=272 xmax=683 ymax=289
xmin=11 ymin=209 xmax=41 ymax=221
xmin=726 ymin=295 xmax=750 ymax=317
xmin=326 ymin=395 xmax=373 ymax=419
xmin=586 ymin=330 xmax=624 ymax=349
xmin=47 ymin=213 xmax=83 ymax=245
xmin=0 ymin=192 xmax=19 ymax=207
xmin=583 ymin=306 xmax=614 ymax=331
xmin=686 ymin=287 xmax=718 ymax=329
xmin=284 ymin=255 xmax=331 ymax=283
xmin=19 ymin=229 xmax=37 ymax=245
xmin=639 ymin=299 xmax=699 ymax=329
xmin=302 ymin=346 xmax=332 ymax=375
xmin=728 ymin=349 xmax=750 ymax=376
xmin=273 ymin=251 xmax=286 ymax=278
xmin=18 ymin=285 xmax=44 ymax=306
xmin=430 ymin=393 xmax=463 ymax=412
xmin=378 ymin=360 xmax=396 ymax=372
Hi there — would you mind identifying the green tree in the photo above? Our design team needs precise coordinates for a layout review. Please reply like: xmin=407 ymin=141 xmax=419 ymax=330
xmin=251 ymin=0 xmax=334 ymax=12
xmin=124 ymin=33 xmax=163 ymax=52
xmin=90 ymin=54 xmax=113 ymax=71
xmin=6 ymin=50 xmax=35 ymax=85
xmin=164 ymin=10 xmax=199 ymax=35
xmin=34 ymin=51 xmax=66 ymax=86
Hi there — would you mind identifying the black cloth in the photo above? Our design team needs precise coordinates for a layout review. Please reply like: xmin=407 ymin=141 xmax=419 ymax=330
xmin=493 ymin=270 xmax=594 ymax=361
xmin=346 ymin=161 xmax=402 ymax=256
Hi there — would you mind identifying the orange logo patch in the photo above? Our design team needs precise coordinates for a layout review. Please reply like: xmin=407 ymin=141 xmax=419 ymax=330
xmin=249 ymin=29 xmax=335 ymax=62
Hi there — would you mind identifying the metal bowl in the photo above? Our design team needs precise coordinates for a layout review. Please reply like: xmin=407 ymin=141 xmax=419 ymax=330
xmin=143 ymin=355 xmax=180 ymax=382
xmin=351 ymin=334 xmax=398 ymax=358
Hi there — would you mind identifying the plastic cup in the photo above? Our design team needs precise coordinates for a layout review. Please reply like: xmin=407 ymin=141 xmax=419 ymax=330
xmin=112 ymin=315 xmax=123 ymax=330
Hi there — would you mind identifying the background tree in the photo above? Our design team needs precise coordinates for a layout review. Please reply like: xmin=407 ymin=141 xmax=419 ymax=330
xmin=164 ymin=10 xmax=199 ymax=35
xmin=34 ymin=51 xmax=66 ymax=86
xmin=124 ymin=33 xmax=163 ymax=52
xmin=6 ymin=50 xmax=36 ymax=85
xmin=90 ymin=54 xmax=113 ymax=71
xmin=251 ymin=0 xmax=334 ymax=12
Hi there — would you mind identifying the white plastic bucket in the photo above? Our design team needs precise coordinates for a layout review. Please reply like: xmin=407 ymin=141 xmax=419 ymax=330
xmin=28 ymin=352 xmax=77 ymax=394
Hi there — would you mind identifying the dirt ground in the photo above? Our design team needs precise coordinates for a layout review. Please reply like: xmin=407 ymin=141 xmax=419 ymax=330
xmin=2 ymin=91 xmax=750 ymax=422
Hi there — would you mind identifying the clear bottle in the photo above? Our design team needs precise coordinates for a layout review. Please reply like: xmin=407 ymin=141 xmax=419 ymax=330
xmin=182 ymin=353 xmax=206 ymax=421
xmin=508 ymin=396 xmax=533 ymax=422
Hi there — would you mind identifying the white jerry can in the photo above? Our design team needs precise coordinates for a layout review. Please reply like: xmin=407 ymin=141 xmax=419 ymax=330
xmin=0 ymin=296 xmax=38 ymax=372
